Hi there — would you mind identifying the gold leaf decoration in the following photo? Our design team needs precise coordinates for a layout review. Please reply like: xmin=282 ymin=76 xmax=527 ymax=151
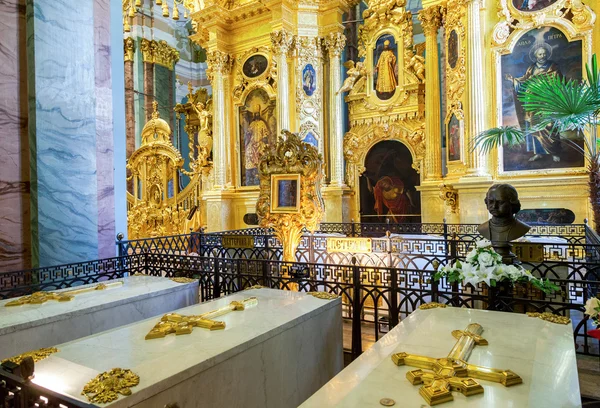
xmin=527 ymin=312 xmax=571 ymax=325
xmin=2 ymin=347 xmax=59 ymax=365
xmin=82 ymin=368 xmax=140 ymax=404
xmin=307 ymin=292 xmax=340 ymax=300
xmin=419 ymin=302 xmax=448 ymax=310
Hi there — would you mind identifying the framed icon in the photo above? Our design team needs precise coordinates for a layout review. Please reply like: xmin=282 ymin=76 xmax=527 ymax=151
xmin=270 ymin=174 xmax=301 ymax=213
xmin=242 ymin=54 xmax=269 ymax=78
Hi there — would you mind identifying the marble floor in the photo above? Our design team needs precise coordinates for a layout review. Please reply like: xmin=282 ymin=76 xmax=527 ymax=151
xmin=342 ymin=319 xmax=600 ymax=404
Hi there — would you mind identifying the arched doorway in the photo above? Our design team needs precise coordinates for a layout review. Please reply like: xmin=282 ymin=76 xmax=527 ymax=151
xmin=359 ymin=140 xmax=421 ymax=224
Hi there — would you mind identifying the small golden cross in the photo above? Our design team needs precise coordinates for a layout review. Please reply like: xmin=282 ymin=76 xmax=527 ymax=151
xmin=391 ymin=323 xmax=522 ymax=405
xmin=145 ymin=297 xmax=258 ymax=340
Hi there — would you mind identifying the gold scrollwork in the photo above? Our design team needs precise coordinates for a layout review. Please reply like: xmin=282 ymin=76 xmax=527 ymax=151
xmin=439 ymin=184 xmax=459 ymax=214
xmin=2 ymin=347 xmax=59 ymax=365
xmin=232 ymin=46 xmax=276 ymax=103
xmin=307 ymin=292 xmax=340 ymax=300
xmin=526 ymin=312 xmax=571 ymax=325
xmin=256 ymin=131 xmax=325 ymax=262
xmin=82 ymin=368 xmax=140 ymax=404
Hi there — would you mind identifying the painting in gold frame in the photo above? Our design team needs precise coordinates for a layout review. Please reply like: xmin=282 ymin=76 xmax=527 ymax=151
xmin=270 ymin=174 xmax=301 ymax=213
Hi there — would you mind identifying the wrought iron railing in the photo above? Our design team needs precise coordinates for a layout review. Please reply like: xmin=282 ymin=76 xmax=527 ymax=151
xmin=0 ymin=255 xmax=143 ymax=300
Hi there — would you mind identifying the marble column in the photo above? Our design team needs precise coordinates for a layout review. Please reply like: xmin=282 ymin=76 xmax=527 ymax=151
xmin=25 ymin=0 xmax=116 ymax=266
xmin=464 ymin=0 xmax=488 ymax=177
xmin=419 ymin=6 xmax=443 ymax=181
xmin=124 ymin=39 xmax=135 ymax=193
xmin=0 ymin=0 xmax=31 ymax=271
xmin=270 ymin=29 xmax=294 ymax=135
xmin=325 ymin=32 xmax=346 ymax=187
xmin=207 ymin=50 xmax=233 ymax=189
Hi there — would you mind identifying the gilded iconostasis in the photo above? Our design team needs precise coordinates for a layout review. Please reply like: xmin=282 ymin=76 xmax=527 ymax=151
xmin=122 ymin=0 xmax=599 ymax=237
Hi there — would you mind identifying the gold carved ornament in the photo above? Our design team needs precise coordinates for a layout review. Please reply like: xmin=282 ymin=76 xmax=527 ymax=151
xmin=307 ymin=292 xmax=340 ymax=300
xmin=527 ymin=312 xmax=571 ymax=325
xmin=439 ymin=184 xmax=458 ymax=214
xmin=391 ymin=323 xmax=522 ymax=405
xmin=255 ymin=131 xmax=325 ymax=262
xmin=5 ymin=282 xmax=123 ymax=307
xmin=140 ymin=39 xmax=180 ymax=70
xmin=170 ymin=277 xmax=197 ymax=284
xmin=418 ymin=302 xmax=448 ymax=310
xmin=82 ymin=368 xmax=140 ymax=404
xmin=2 ymin=347 xmax=59 ymax=365
xmin=145 ymin=297 xmax=258 ymax=339
xmin=124 ymin=37 xmax=135 ymax=62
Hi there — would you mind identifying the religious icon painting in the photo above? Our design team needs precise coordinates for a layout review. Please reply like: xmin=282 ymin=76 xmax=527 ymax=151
xmin=303 ymin=131 xmax=318 ymax=148
xmin=512 ymin=0 xmax=559 ymax=12
xmin=447 ymin=114 xmax=461 ymax=162
xmin=373 ymin=34 xmax=398 ymax=101
xmin=242 ymin=54 xmax=268 ymax=79
xmin=271 ymin=174 xmax=301 ymax=213
xmin=239 ymin=88 xmax=276 ymax=186
xmin=501 ymin=26 xmax=583 ymax=172
xmin=302 ymin=64 xmax=316 ymax=96
xmin=447 ymin=30 xmax=459 ymax=69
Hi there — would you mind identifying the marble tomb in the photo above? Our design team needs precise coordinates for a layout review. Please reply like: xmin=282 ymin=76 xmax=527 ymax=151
xmin=302 ymin=307 xmax=580 ymax=407
xmin=0 ymin=275 xmax=199 ymax=360
xmin=26 ymin=288 xmax=342 ymax=407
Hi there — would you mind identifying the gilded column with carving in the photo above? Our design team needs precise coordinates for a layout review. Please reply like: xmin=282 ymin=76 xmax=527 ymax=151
xmin=464 ymin=0 xmax=488 ymax=177
xmin=325 ymin=32 xmax=346 ymax=186
xmin=419 ymin=6 xmax=443 ymax=180
xmin=271 ymin=30 xmax=294 ymax=135
xmin=207 ymin=50 xmax=233 ymax=188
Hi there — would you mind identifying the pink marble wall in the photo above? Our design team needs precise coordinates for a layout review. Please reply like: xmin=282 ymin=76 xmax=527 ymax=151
xmin=0 ymin=0 xmax=31 ymax=271
xmin=94 ymin=0 xmax=116 ymax=258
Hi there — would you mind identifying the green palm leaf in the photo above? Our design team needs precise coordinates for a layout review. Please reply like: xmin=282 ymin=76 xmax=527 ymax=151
xmin=472 ymin=126 xmax=525 ymax=154
xmin=518 ymin=74 xmax=597 ymax=132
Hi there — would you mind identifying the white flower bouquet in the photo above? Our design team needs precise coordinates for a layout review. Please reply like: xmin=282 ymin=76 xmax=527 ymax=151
xmin=585 ymin=297 xmax=600 ymax=327
xmin=434 ymin=240 xmax=558 ymax=294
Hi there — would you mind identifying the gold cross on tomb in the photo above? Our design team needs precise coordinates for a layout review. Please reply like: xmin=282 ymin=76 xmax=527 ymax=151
xmin=145 ymin=297 xmax=258 ymax=340
xmin=391 ymin=323 xmax=522 ymax=406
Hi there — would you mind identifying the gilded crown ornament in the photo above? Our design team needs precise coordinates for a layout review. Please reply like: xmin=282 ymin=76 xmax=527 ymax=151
xmin=82 ymin=368 xmax=140 ymax=403
xmin=2 ymin=347 xmax=59 ymax=365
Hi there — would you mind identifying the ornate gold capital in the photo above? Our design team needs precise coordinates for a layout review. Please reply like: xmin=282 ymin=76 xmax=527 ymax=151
xmin=206 ymin=50 xmax=233 ymax=82
xmin=270 ymin=29 xmax=294 ymax=56
xmin=439 ymin=183 xmax=459 ymax=213
xmin=324 ymin=32 xmax=346 ymax=58
xmin=124 ymin=37 xmax=135 ymax=62
xmin=418 ymin=5 xmax=443 ymax=37
xmin=139 ymin=39 xmax=180 ymax=70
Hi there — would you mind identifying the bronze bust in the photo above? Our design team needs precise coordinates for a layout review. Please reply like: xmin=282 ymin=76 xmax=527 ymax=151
xmin=477 ymin=184 xmax=530 ymax=264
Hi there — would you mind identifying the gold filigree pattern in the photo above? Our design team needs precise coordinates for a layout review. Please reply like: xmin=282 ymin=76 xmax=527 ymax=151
xmin=245 ymin=285 xmax=265 ymax=290
xmin=2 ymin=347 xmax=59 ymax=365
xmin=307 ymin=292 xmax=340 ymax=300
xmin=82 ymin=368 xmax=140 ymax=404
xmin=256 ymin=131 xmax=325 ymax=262
xmin=170 ymin=277 xmax=197 ymax=284
xmin=419 ymin=302 xmax=448 ymax=310
xmin=527 ymin=312 xmax=571 ymax=325
xmin=145 ymin=297 xmax=258 ymax=339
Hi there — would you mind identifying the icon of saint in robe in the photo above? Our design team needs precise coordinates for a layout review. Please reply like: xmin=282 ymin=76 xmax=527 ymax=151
xmin=372 ymin=176 xmax=411 ymax=223
xmin=506 ymin=42 xmax=562 ymax=162
xmin=375 ymin=40 xmax=397 ymax=99
xmin=243 ymin=109 xmax=271 ymax=185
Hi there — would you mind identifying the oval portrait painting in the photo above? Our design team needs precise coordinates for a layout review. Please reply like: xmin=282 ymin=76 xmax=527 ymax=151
xmin=512 ymin=0 xmax=558 ymax=12
xmin=242 ymin=54 xmax=268 ymax=78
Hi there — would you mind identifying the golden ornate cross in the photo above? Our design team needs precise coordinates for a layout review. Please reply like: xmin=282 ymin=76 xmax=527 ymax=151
xmin=391 ymin=323 xmax=522 ymax=406
xmin=5 ymin=282 xmax=123 ymax=307
xmin=145 ymin=297 xmax=258 ymax=340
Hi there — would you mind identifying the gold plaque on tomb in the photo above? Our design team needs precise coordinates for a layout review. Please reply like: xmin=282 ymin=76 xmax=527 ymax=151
xmin=222 ymin=235 xmax=255 ymax=249
xmin=326 ymin=238 xmax=372 ymax=254
xmin=513 ymin=243 xmax=544 ymax=262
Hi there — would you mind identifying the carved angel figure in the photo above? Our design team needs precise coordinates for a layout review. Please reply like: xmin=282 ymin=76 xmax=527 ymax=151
xmin=192 ymin=100 xmax=213 ymax=165
xmin=405 ymin=49 xmax=425 ymax=82
xmin=337 ymin=61 xmax=366 ymax=95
